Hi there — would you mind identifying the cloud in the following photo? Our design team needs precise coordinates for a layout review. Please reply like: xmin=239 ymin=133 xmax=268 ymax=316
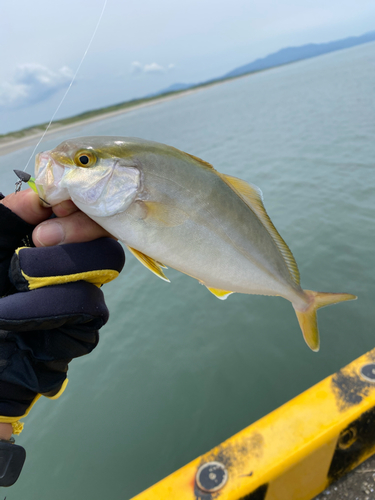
xmin=130 ymin=61 xmax=176 ymax=75
xmin=144 ymin=62 xmax=165 ymax=73
xmin=130 ymin=61 xmax=144 ymax=74
xmin=0 ymin=63 xmax=74 ymax=109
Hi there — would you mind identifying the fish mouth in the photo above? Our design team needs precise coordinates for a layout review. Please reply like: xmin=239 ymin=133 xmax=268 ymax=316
xmin=34 ymin=152 xmax=70 ymax=205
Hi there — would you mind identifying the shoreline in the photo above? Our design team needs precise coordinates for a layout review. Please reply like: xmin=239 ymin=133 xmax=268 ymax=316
xmin=0 ymin=79 xmax=226 ymax=157
xmin=2 ymin=36 xmax=374 ymax=159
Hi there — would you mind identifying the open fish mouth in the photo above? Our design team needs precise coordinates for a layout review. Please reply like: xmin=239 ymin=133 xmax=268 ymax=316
xmin=35 ymin=149 xmax=141 ymax=217
xmin=35 ymin=152 xmax=70 ymax=205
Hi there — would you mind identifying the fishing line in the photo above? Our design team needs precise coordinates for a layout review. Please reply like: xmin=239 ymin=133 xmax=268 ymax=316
xmin=22 ymin=0 xmax=108 ymax=173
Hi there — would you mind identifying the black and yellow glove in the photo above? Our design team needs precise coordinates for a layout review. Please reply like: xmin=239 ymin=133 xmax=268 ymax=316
xmin=11 ymin=238 xmax=123 ymax=291
xmin=0 ymin=238 xmax=125 ymax=485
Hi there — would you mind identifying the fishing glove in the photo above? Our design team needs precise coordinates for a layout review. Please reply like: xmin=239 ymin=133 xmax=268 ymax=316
xmin=0 ymin=199 xmax=125 ymax=485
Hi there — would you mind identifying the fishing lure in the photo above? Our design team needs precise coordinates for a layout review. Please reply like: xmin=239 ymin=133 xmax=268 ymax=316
xmin=14 ymin=170 xmax=49 ymax=204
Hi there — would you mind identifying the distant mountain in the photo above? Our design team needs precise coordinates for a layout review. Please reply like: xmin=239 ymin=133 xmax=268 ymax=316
xmin=162 ymin=83 xmax=195 ymax=93
xmin=224 ymin=31 xmax=375 ymax=78
xmin=147 ymin=82 xmax=197 ymax=98
xmin=156 ymin=30 xmax=375 ymax=96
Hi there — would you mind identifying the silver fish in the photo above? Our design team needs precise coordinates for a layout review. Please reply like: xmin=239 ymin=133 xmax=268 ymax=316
xmin=34 ymin=136 xmax=356 ymax=351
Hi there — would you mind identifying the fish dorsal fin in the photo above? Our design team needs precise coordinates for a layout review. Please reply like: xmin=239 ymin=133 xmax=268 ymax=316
xmin=220 ymin=173 xmax=300 ymax=285
xmin=206 ymin=286 xmax=234 ymax=300
xmin=126 ymin=246 xmax=170 ymax=282
xmin=184 ymin=152 xmax=216 ymax=171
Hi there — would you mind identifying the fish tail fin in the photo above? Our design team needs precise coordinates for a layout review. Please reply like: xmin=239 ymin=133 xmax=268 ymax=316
xmin=293 ymin=290 xmax=357 ymax=352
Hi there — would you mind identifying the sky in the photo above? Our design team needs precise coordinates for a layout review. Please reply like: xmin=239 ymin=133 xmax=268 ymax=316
xmin=1 ymin=0 xmax=374 ymax=134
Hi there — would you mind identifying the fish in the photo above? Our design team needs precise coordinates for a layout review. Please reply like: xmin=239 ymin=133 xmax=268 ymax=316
xmin=34 ymin=136 xmax=356 ymax=351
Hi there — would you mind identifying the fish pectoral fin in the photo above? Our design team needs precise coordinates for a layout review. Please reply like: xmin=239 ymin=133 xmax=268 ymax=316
xmin=126 ymin=246 xmax=170 ymax=282
xmin=206 ymin=286 xmax=234 ymax=300
xmin=220 ymin=173 xmax=300 ymax=286
xmin=143 ymin=201 xmax=189 ymax=227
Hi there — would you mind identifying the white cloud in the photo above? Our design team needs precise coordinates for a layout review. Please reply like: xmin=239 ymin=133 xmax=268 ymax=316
xmin=0 ymin=64 xmax=74 ymax=109
xmin=130 ymin=61 xmax=144 ymax=74
xmin=130 ymin=61 xmax=176 ymax=75
xmin=143 ymin=62 xmax=165 ymax=73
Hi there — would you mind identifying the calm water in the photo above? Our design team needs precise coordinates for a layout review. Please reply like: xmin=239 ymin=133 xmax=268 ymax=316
xmin=1 ymin=41 xmax=375 ymax=499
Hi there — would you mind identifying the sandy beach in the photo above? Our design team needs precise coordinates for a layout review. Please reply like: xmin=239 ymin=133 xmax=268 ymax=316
xmin=0 ymin=84 xmax=214 ymax=157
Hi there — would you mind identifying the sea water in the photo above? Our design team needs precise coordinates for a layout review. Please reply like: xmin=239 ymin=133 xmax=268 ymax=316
xmin=0 ymin=41 xmax=374 ymax=499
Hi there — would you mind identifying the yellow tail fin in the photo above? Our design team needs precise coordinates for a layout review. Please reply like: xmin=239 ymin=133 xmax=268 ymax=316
xmin=293 ymin=290 xmax=357 ymax=352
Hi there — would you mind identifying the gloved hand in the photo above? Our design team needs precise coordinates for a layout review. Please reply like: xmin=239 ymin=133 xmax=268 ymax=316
xmin=0 ymin=237 xmax=125 ymax=486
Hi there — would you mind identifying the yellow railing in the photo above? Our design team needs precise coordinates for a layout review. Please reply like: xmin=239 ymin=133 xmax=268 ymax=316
xmin=131 ymin=348 xmax=375 ymax=500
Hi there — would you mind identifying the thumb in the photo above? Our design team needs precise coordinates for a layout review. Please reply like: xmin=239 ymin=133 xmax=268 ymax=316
xmin=33 ymin=211 xmax=114 ymax=247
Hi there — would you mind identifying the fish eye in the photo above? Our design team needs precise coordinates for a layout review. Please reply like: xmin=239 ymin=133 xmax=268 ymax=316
xmin=80 ymin=155 xmax=89 ymax=165
xmin=74 ymin=150 xmax=96 ymax=168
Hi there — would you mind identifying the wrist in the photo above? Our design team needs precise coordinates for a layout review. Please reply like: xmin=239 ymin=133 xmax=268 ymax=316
xmin=0 ymin=422 xmax=13 ymax=440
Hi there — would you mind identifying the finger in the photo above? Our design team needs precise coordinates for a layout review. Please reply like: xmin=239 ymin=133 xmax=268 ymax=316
xmin=12 ymin=239 xmax=125 ymax=291
xmin=52 ymin=200 xmax=79 ymax=218
xmin=33 ymin=210 xmax=114 ymax=247
xmin=0 ymin=189 xmax=52 ymax=225
xmin=0 ymin=282 xmax=108 ymax=331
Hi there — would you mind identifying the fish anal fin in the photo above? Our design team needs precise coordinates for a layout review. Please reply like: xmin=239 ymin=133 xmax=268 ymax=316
xmin=220 ymin=173 xmax=300 ymax=286
xmin=184 ymin=152 xmax=216 ymax=171
xmin=206 ymin=286 xmax=234 ymax=300
xmin=143 ymin=201 xmax=189 ymax=227
xmin=127 ymin=246 xmax=170 ymax=282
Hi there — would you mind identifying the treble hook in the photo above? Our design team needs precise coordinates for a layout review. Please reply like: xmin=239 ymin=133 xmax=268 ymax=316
xmin=13 ymin=170 xmax=50 ymax=205
xmin=14 ymin=170 xmax=31 ymax=194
